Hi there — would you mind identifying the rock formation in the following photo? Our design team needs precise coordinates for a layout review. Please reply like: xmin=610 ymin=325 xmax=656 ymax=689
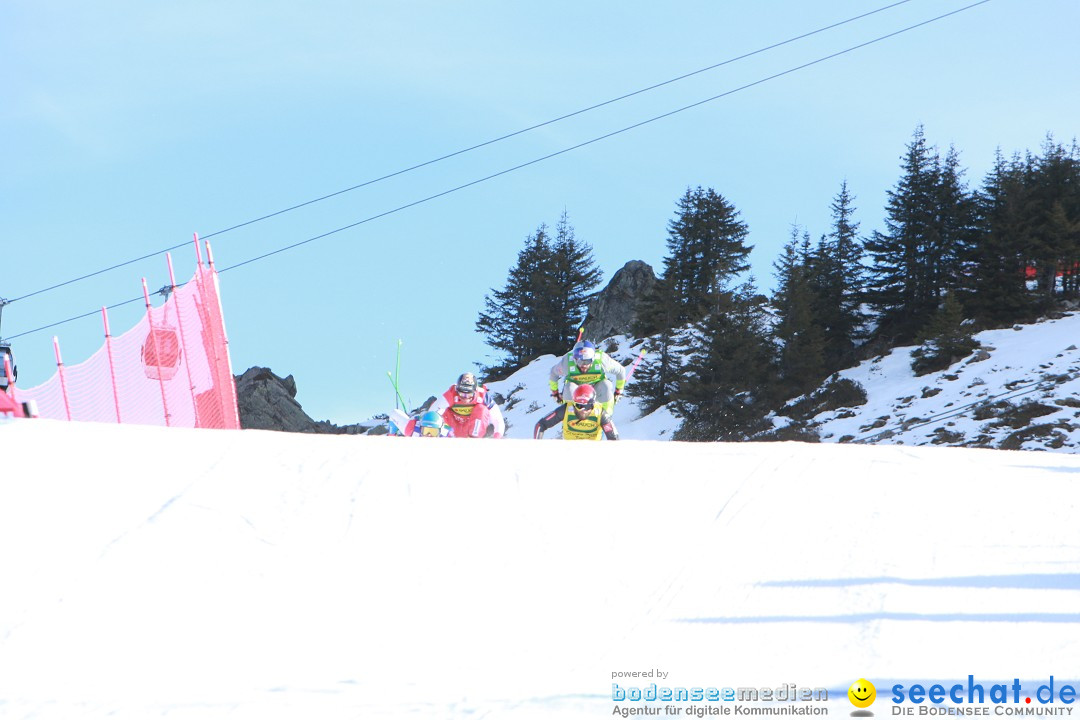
xmin=581 ymin=260 xmax=658 ymax=340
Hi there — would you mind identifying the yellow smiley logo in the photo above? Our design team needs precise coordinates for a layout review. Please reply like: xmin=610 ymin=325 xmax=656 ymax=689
xmin=849 ymin=679 xmax=876 ymax=708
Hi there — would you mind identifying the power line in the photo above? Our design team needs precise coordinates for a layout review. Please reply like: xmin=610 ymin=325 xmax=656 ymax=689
xmin=214 ymin=0 xmax=992 ymax=272
xmin=6 ymin=0 xmax=923 ymax=307
xmin=5 ymin=0 xmax=992 ymax=342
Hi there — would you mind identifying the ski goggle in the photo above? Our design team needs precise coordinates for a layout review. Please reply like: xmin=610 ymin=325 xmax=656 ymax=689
xmin=574 ymin=401 xmax=594 ymax=410
xmin=420 ymin=425 xmax=441 ymax=437
xmin=457 ymin=391 xmax=475 ymax=400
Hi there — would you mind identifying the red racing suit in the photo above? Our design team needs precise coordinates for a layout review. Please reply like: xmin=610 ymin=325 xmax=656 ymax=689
xmin=435 ymin=386 xmax=499 ymax=438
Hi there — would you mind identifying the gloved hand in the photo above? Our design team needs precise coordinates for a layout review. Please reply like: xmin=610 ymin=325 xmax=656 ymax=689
xmin=614 ymin=388 xmax=623 ymax=404
xmin=551 ymin=389 xmax=562 ymax=402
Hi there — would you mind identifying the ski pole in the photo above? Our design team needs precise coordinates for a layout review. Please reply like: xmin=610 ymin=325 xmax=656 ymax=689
xmin=386 ymin=371 xmax=407 ymax=411
xmin=625 ymin=349 xmax=647 ymax=382
xmin=394 ymin=339 xmax=402 ymax=409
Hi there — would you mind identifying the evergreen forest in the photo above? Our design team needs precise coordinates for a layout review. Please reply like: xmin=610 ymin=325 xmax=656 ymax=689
xmin=476 ymin=127 xmax=1080 ymax=441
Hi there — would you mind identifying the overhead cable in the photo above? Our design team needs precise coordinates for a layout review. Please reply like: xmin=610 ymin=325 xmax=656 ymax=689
xmin=6 ymin=0 xmax=924 ymax=306
xmin=5 ymin=0 xmax=992 ymax=342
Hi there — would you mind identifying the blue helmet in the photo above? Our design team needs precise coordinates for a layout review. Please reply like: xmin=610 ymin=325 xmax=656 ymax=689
xmin=418 ymin=410 xmax=443 ymax=437
xmin=572 ymin=340 xmax=596 ymax=365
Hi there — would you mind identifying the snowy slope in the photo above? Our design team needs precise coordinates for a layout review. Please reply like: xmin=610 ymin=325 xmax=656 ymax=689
xmin=2 ymin=419 xmax=1080 ymax=719
xmin=786 ymin=311 xmax=1080 ymax=452
xmin=486 ymin=313 xmax=1080 ymax=450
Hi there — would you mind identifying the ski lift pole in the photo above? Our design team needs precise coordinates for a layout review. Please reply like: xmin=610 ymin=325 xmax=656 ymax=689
xmin=386 ymin=371 xmax=407 ymax=411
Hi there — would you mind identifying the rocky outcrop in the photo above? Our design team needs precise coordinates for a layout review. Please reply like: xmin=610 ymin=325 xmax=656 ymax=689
xmin=235 ymin=367 xmax=319 ymax=432
xmin=581 ymin=260 xmax=658 ymax=340
xmin=234 ymin=366 xmax=374 ymax=434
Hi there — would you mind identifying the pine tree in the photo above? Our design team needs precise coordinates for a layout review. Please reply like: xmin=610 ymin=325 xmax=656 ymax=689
xmin=934 ymin=146 xmax=979 ymax=294
xmin=1047 ymin=200 xmax=1080 ymax=299
xmin=630 ymin=275 xmax=683 ymax=413
xmin=630 ymin=187 xmax=755 ymax=413
xmin=662 ymin=186 xmax=752 ymax=324
xmin=672 ymin=280 xmax=776 ymax=441
xmin=1023 ymin=137 xmax=1080 ymax=304
xmin=542 ymin=211 xmax=603 ymax=350
xmin=865 ymin=126 xmax=973 ymax=343
xmin=809 ymin=181 xmax=866 ymax=371
xmin=864 ymin=126 xmax=939 ymax=340
xmin=964 ymin=149 xmax=1034 ymax=325
xmin=476 ymin=225 xmax=554 ymax=375
xmin=772 ymin=228 xmax=827 ymax=400
xmin=910 ymin=291 xmax=978 ymax=376
xmin=476 ymin=214 xmax=602 ymax=376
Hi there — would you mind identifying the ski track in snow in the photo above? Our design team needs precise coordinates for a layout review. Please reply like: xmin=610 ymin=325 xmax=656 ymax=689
xmin=3 ymin=396 xmax=1080 ymax=717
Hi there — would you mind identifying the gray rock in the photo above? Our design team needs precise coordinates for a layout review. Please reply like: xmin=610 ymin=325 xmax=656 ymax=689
xmin=235 ymin=366 xmax=320 ymax=432
xmin=234 ymin=366 xmax=377 ymax=434
xmin=582 ymin=260 xmax=658 ymax=340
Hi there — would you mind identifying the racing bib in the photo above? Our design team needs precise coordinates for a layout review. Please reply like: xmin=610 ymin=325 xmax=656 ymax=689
xmin=564 ymin=414 xmax=602 ymax=440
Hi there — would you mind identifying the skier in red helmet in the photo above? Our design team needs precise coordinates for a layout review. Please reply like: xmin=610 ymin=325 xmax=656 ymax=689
xmin=533 ymin=384 xmax=619 ymax=441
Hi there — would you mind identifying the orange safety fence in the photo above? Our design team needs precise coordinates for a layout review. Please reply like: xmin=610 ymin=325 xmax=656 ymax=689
xmin=13 ymin=248 xmax=240 ymax=429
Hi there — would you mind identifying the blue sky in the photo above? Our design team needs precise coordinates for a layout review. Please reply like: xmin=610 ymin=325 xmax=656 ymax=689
xmin=3 ymin=0 xmax=1078 ymax=424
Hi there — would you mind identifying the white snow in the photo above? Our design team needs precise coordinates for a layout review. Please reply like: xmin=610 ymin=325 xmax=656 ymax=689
xmin=802 ymin=312 xmax=1080 ymax=451
xmin=3 ymin=417 xmax=1080 ymax=719
xmin=487 ymin=313 xmax=1080 ymax=450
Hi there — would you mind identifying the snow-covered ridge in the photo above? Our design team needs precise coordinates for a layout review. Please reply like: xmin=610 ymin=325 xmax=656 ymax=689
xmin=486 ymin=313 xmax=1080 ymax=451
xmin=787 ymin=312 xmax=1080 ymax=452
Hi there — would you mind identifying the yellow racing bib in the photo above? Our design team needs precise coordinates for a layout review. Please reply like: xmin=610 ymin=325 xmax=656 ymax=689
xmin=563 ymin=411 xmax=603 ymax=440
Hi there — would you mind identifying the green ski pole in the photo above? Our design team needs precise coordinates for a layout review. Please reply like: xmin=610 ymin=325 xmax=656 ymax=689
xmin=387 ymin=371 xmax=407 ymax=412
xmin=394 ymin=339 xmax=403 ymax=410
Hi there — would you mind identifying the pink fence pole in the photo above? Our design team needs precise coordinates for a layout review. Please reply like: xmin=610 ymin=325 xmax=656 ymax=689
xmin=53 ymin=336 xmax=72 ymax=421
xmin=101 ymin=307 xmax=122 ymax=423
xmin=143 ymin=278 xmax=172 ymax=427
xmin=167 ymin=253 xmax=200 ymax=425
xmin=205 ymin=240 xmax=241 ymax=429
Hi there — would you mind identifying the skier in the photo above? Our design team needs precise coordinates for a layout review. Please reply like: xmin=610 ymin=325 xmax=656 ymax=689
xmin=548 ymin=340 xmax=626 ymax=414
xmin=398 ymin=410 xmax=451 ymax=437
xmin=533 ymin=384 xmax=619 ymax=441
xmin=429 ymin=372 xmax=506 ymax=438
xmin=0 ymin=344 xmax=16 ymax=392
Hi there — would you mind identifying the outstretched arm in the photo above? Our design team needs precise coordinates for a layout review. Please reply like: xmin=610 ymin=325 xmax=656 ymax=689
xmin=548 ymin=356 xmax=568 ymax=395
xmin=483 ymin=392 xmax=507 ymax=438
xmin=600 ymin=409 xmax=619 ymax=441
xmin=604 ymin=353 xmax=628 ymax=393
xmin=533 ymin=404 xmax=568 ymax=439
